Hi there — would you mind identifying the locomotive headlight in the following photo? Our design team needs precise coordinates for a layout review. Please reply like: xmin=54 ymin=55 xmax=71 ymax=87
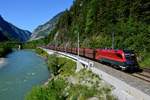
xmin=119 ymin=65 xmax=127 ymax=70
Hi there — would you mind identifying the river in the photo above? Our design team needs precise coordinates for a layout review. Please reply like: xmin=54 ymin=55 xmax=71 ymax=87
xmin=0 ymin=50 xmax=49 ymax=100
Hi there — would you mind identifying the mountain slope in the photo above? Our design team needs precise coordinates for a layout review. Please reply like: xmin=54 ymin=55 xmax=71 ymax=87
xmin=0 ymin=15 xmax=31 ymax=42
xmin=31 ymin=12 xmax=64 ymax=39
xmin=46 ymin=0 xmax=150 ymax=67
xmin=49 ymin=0 xmax=150 ymax=51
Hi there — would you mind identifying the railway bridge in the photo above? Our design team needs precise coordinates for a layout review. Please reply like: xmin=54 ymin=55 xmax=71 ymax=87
xmin=41 ymin=48 xmax=150 ymax=100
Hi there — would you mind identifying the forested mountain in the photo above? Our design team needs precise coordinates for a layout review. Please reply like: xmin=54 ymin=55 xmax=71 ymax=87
xmin=46 ymin=0 xmax=150 ymax=67
xmin=0 ymin=15 xmax=31 ymax=42
xmin=31 ymin=12 xmax=64 ymax=40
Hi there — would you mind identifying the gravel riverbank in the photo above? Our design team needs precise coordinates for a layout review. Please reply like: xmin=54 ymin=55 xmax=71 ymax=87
xmin=0 ymin=58 xmax=6 ymax=68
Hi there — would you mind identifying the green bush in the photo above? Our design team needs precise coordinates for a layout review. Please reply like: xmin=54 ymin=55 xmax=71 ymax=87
xmin=47 ymin=55 xmax=76 ymax=76
xmin=47 ymin=55 xmax=60 ymax=76
xmin=140 ymin=53 xmax=150 ymax=68
xmin=25 ymin=78 xmax=67 ymax=100
xmin=0 ymin=42 xmax=13 ymax=57
xmin=35 ymin=48 xmax=49 ymax=58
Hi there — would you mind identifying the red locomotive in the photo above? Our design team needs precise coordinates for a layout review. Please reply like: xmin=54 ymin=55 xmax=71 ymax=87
xmin=45 ymin=45 xmax=139 ymax=71
xmin=95 ymin=49 xmax=139 ymax=71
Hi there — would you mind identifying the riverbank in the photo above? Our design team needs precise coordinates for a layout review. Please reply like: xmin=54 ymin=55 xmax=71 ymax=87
xmin=0 ymin=58 xmax=6 ymax=68
xmin=25 ymin=48 xmax=116 ymax=100
xmin=0 ymin=58 xmax=5 ymax=64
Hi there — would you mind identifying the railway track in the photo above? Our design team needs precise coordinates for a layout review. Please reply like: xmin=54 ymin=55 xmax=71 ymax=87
xmin=143 ymin=68 xmax=150 ymax=73
xmin=45 ymin=47 xmax=150 ymax=83
xmin=132 ymin=69 xmax=150 ymax=83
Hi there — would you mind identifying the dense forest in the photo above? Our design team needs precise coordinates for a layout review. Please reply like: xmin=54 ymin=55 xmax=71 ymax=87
xmin=45 ymin=0 xmax=149 ymax=67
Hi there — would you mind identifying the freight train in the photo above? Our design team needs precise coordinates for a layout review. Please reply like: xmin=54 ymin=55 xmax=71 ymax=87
xmin=45 ymin=45 xmax=139 ymax=71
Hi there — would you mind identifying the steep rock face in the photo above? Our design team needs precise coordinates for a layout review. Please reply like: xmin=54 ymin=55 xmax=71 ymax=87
xmin=0 ymin=15 xmax=32 ymax=42
xmin=31 ymin=12 xmax=64 ymax=39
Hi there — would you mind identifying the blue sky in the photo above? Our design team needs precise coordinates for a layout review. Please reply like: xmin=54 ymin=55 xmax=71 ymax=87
xmin=0 ymin=0 xmax=73 ymax=32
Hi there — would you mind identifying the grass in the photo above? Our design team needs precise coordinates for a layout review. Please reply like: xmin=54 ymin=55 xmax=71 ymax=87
xmin=139 ymin=53 xmax=150 ymax=68
xmin=35 ymin=48 xmax=49 ymax=59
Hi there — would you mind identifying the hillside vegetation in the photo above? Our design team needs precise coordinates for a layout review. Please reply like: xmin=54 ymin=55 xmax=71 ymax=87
xmin=0 ymin=41 xmax=22 ymax=57
xmin=0 ymin=42 xmax=12 ymax=57
xmin=45 ymin=0 xmax=150 ymax=68
xmin=26 ymin=54 xmax=115 ymax=100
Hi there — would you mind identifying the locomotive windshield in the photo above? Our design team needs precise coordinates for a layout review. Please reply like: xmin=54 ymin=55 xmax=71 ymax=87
xmin=124 ymin=50 xmax=138 ymax=65
xmin=125 ymin=53 xmax=136 ymax=61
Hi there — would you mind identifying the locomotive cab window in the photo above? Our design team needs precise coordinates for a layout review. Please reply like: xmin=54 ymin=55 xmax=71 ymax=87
xmin=125 ymin=53 xmax=136 ymax=61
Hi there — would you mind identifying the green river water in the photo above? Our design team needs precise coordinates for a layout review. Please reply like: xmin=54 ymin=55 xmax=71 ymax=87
xmin=0 ymin=50 xmax=49 ymax=100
